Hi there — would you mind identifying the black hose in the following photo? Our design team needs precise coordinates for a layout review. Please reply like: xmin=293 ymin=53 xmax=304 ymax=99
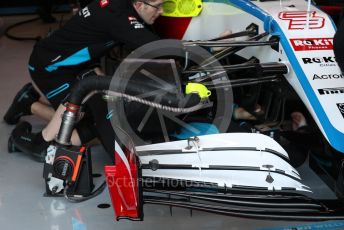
xmin=68 ymin=75 xmax=112 ymax=105
xmin=4 ymin=17 xmax=41 ymax=41
xmin=4 ymin=2 xmax=68 ymax=42
xmin=57 ymin=74 xmax=203 ymax=145
xmin=64 ymin=181 xmax=107 ymax=203
xmin=123 ymin=77 xmax=201 ymax=109
xmin=68 ymin=75 xmax=201 ymax=109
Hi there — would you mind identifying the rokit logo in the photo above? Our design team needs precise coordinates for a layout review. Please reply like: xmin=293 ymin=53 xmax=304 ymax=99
xmin=279 ymin=11 xmax=325 ymax=30
xmin=337 ymin=103 xmax=344 ymax=118
xmin=318 ymin=87 xmax=344 ymax=95
xmin=313 ymin=74 xmax=343 ymax=80
xmin=290 ymin=38 xmax=333 ymax=51
xmin=302 ymin=56 xmax=336 ymax=67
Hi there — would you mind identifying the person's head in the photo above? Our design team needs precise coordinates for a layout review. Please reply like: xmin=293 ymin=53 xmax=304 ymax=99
xmin=132 ymin=0 xmax=164 ymax=25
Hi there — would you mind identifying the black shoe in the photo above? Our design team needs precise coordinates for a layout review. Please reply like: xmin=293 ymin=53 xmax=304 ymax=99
xmin=4 ymin=83 xmax=39 ymax=125
xmin=8 ymin=122 xmax=31 ymax=153
xmin=11 ymin=122 xmax=49 ymax=162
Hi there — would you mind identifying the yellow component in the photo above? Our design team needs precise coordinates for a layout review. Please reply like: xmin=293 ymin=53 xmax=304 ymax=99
xmin=185 ymin=83 xmax=211 ymax=99
xmin=162 ymin=0 xmax=203 ymax=17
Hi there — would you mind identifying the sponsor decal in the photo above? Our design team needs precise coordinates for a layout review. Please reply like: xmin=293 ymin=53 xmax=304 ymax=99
xmin=100 ymin=0 xmax=109 ymax=8
xmin=302 ymin=56 xmax=336 ymax=67
xmin=128 ymin=16 xmax=144 ymax=29
xmin=81 ymin=7 xmax=91 ymax=18
xmin=20 ymin=136 xmax=32 ymax=142
xmin=290 ymin=38 xmax=333 ymax=51
xmin=337 ymin=103 xmax=344 ymax=118
xmin=318 ymin=87 xmax=344 ymax=95
xmin=51 ymin=55 xmax=62 ymax=63
xmin=313 ymin=74 xmax=343 ymax=80
xmin=279 ymin=11 xmax=325 ymax=30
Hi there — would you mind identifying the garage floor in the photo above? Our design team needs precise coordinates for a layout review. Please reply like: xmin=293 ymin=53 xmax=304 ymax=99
xmin=0 ymin=14 xmax=343 ymax=230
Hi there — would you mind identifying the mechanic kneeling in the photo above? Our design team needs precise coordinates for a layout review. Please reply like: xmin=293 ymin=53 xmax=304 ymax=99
xmin=4 ymin=0 xmax=164 ymax=162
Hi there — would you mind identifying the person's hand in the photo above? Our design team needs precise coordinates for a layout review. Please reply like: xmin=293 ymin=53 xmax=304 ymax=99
xmin=233 ymin=107 xmax=256 ymax=120
xmin=291 ymin=111 xmax=307 ymax=131
xmin=94 ymin=67 xmax=105 ymax=76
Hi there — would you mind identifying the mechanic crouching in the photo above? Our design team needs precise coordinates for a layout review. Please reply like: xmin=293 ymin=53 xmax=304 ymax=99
xmin=3 ymin=0 xmax=164 ymax=162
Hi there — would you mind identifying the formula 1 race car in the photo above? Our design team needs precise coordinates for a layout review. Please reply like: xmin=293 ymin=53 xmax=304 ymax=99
xmin=42 ymin=0 xmax=344 ymax=222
